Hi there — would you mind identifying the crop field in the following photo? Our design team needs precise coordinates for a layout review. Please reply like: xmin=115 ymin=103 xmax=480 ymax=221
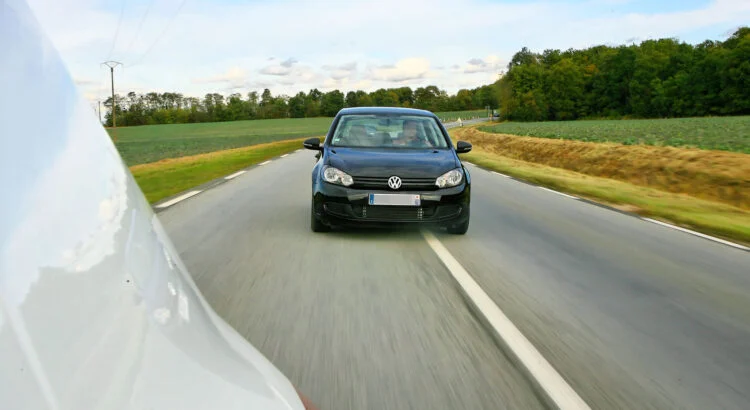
xmin=110 ymin=117 xmax=333 ymax=165
xmin=435 ymin=110 xmax=488 ymax=122
xmin=479 ymin=116 xmax=750 ymax=153
xmin=111 ymin=112 xmax=490 ymax=165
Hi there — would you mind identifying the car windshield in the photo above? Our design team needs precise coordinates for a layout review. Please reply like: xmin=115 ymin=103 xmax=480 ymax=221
xmin=331 ymin=114 xmax=449 ymax=149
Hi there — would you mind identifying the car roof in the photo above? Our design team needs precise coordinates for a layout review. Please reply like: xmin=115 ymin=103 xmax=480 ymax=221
xmin=337 ymin=106 xmax=436 ymax=117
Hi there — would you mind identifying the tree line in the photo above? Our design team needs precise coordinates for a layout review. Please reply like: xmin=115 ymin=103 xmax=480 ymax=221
xmin=104 ymin=84 xmax=498 ymax=126
xmin=498 ymin=27 xmax=750 ymax=121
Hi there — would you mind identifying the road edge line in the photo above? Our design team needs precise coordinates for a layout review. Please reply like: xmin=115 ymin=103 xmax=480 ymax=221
xmin=491 ymin=171 xmax=511 ymax=178
xmin=224 ymin=170 xmax=246 ymax=180
xmin=422 ymin=230 xmax=591 ymax=410
xmin=642 ymin=218 xmax=749 ymax=251
xmin=539 ymin=186 xmax=578 ymax=200
xmin=155 ymin=190 xmax=202 ymax=209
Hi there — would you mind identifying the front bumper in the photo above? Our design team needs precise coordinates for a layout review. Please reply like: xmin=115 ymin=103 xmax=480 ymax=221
xmin=312 ymin=181 xmax=470 ymax=228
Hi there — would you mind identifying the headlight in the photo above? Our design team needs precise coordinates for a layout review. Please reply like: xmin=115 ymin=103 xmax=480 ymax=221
xmin=435 ymin=168 xmax=463 ymax=188
xmin=322 ymin=166 xmax=353 ymax=186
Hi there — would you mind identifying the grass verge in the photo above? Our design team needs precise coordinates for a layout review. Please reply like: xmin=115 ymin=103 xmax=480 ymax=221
xmin=130 ymin=137 xmax=312 ymax=204
xmin=448 ymin=129 xmax=750 ymax=244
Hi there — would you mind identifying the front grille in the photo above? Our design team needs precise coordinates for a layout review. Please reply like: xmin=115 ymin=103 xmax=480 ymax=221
xmin=351 ymin=176 xmax=438 ymax=191
xmin=324 ymin=202 xmax=463 ymax=222
xmin=359 ymin=205 xmax=426 ymax=221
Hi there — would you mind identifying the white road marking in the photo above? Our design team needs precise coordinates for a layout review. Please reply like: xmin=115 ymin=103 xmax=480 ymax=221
xmin=280 ymin=154 xmax=289 ymax=158
xmin=539 ymin=187 xmax=578 ymax=200
xmin=422 ymin=231 xmax=591 ymax=410
xmin=259 ymin=160 xmax=272 ymax=166
xmin=224 ymin=170 xmax=246 ymax=180
xmin=491 ymin=171 xmax=511 ymax=178
xmin=642 ymin=218 xmax=749 ymax=251
xmin=155 ymin=190 xmax=202 ymax=209
xmin=295 ymin=149 xmax=303 ymax=153
xmin=463 ymin=161 xmax=475 ymax=166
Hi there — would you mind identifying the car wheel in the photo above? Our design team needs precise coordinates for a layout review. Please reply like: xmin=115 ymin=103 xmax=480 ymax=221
xmin=446 ymin=209 xmax=470 ymax=235
xmin=311 ymin=200 xmax=329 ymax=232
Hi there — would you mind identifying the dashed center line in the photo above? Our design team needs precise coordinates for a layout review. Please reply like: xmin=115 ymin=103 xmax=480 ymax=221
xmin=422 ymin=230 xmax=591 ymax=410
xmin=259 ymin=160 xmax=272 ymax=166
xmin=280 ymin=154 xmax=289 ymax=158
xmin=156 ymin=190 xmax=202 ymax=209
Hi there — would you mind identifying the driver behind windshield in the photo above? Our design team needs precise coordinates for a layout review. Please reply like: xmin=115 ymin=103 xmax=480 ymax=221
xmin=398 ymin=120 xmax=432 ymax=148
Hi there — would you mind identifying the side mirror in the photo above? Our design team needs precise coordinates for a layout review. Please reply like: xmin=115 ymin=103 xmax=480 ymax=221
xmin=303 ymin=137 xmax=322 ymax=151
xmin=456 ymin=141 xmax=472 ymax=154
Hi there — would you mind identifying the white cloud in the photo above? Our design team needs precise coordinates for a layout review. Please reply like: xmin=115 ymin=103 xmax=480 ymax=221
xmin=193 ymin=67 xmax=247 ymax=85
xmin=259 ymin=64 xmax=293 ymax=76
xmin=370 ymin=58 xmax=432 ymax=82
xmin=25 ymin=0 xmax=750 ymax=99
xmin=463 ymin=55 xmax=505 ymax=74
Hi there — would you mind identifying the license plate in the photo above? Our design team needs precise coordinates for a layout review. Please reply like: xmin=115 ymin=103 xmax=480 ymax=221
xmin=369 ymin=193 xmax=421 ymax=206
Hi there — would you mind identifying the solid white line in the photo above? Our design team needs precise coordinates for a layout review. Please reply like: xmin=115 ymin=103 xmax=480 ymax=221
xmin=155 ymin=190 xmax=202 ymax=209
xmin=259 ymin=160 xmax=272 ymax=166
xmin=491 ymin=171 xmax=511 ymax=178
xmin=463 ymin=161 xmax=475 ymax=166
xmin=539 ymin=187 xmax=578 ymax=200
xmin=280 ymin=153 xmax=289 ymax=158
xmin=422 ymin=231 xmax=591 ymax=410
xmin=224 ymin=170 xmax=246 ymax=180
xmin=642 ymin=218 xmax=749 ymax=251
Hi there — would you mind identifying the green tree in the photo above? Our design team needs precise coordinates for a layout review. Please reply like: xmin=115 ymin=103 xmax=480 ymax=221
xmin=288 ymin=92 xmax=307 ymax=118
xmin=321 ymin=90 xmax=345 ymax=116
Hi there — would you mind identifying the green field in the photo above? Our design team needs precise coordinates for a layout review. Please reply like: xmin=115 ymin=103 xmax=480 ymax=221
xmin=479 ymin=116 xmax=750 ymax=153
xmin=111 ymin=112 xmax=494 ymax=166
xmin=435 ymin=110 xmax=488 ymax=122
xmin=110 ymin=117 xmax=333 ymax=166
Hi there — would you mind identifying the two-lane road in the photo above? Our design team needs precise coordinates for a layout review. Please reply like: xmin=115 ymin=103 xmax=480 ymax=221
xmin=159 ymin=149 xmax=750 ymax=409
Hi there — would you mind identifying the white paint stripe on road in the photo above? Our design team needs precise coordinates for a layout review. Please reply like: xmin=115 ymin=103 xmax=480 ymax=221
xmin=224 ymin=170 xmax=246 ymax=180
xmin=295 ymin=149 xmax=303 ymax=153
xmin=156 ymin=190 xmax=202 ymax=209
xmin=539 ymin=187 xmax=578 ymax=200
xmin=280 ymin=154 xmax=289 ymax=158
xmin=463 ymin=161 xmax=475 ymax=166
xmin=259 ymin=160 xmax=272 ymax=166
xmin=642 ymin=218 xmax=749 ymax=251
xmin=491 ymin=171 xmax=511 ymax=178
xmin=422 ymin=230 xmax=591 ymax=410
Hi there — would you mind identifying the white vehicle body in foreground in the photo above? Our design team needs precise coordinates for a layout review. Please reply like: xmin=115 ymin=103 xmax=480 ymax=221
xmin=0 ymin=0 xmax=306 ymax=408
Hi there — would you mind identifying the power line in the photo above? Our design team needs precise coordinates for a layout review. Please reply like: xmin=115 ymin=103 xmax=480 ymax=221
xmin=129 ymin=0 xmax=188 ymax=67
xmin=106 ymin=0 xmax=128 ymax=60
xmin=123 ymin=0 xmax=156 ymax=56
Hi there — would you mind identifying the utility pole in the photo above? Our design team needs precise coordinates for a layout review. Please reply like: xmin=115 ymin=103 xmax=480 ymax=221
xmin=102 ymin=61 xmax=121 ymax=141
xmin=98 ymin=100 xmax=102 ymax=124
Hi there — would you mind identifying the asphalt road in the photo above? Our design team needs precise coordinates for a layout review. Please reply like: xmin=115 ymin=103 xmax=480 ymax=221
xmin=159 ymin=147 xmax=750 ymax=409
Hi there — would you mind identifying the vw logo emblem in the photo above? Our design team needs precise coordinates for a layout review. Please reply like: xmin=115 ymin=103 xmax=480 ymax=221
xmin=388 ymin=176 xmax=402 ymax=190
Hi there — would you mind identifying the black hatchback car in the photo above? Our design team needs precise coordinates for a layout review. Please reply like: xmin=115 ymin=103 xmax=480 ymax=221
xmin=304 ymin=107 xmax=472 ymax=234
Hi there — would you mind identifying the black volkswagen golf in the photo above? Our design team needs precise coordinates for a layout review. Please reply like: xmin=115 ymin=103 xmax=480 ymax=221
xmin=304 ymin=107 xmax=472 ymax=234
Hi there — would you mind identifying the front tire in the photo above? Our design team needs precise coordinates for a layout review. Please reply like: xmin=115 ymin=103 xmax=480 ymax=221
xmin=311 ymin=199 xmax=329 ymax=232
xmin=446 ymin=208 xmax=470 ymax=235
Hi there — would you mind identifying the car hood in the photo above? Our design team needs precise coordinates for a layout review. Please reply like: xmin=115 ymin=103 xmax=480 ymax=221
xmin=327 ymin=147 xmax=459 ymax=178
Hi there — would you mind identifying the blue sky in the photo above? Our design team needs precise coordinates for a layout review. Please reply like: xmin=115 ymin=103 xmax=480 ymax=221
xmin=25 ymin=0 xmax=750 ymax=104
